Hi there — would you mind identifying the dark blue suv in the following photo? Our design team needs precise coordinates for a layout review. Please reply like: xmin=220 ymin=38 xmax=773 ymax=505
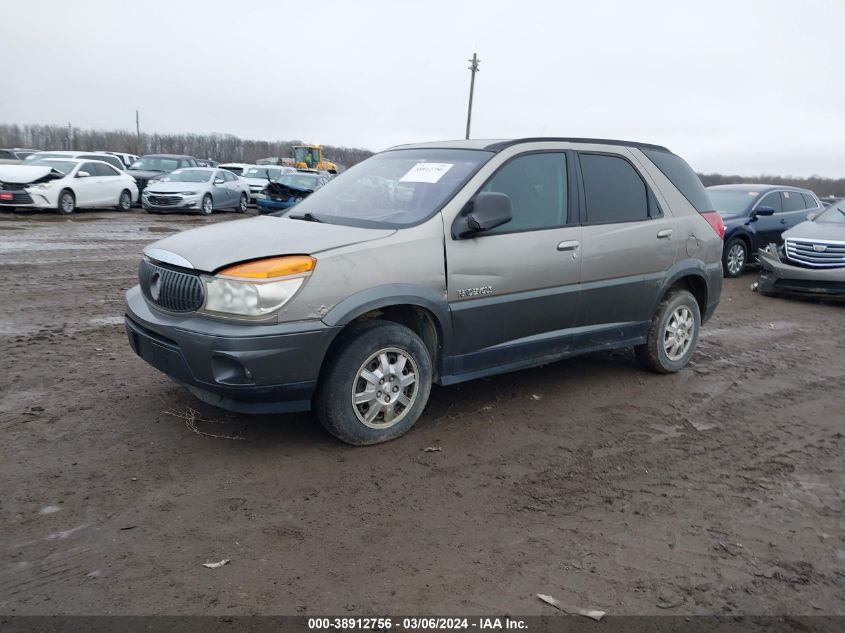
xmin=707 ymin=184 xmax=823 ymax=277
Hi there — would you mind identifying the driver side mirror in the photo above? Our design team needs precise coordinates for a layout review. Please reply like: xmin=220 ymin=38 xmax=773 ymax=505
xmin=453 ymin=192 xmax=513 ymax=238
xmin=76 ymin=171 xmax=90 ymax=178
xmin=214 ymin=178 xmax=224 ymax=185
xmin=750 ymin=205 xmax=775 ymax=221
xmin=806 ymin=211 xmax=819 ymax=221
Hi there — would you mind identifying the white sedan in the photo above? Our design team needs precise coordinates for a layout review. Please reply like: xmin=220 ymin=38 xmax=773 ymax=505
xmin=0 ymin=158 xmax=138 ymax=214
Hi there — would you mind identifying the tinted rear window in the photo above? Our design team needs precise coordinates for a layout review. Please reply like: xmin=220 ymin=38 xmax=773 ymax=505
xmin=801 ymin=192 xmax=817 ymax=209
xmin=580 ymin=153 xmax=649 ymax=224
xmin=641 ymin=148 xmax=711 ymax=212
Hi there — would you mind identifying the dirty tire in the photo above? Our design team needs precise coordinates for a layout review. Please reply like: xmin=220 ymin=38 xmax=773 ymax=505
xmin=315 ymin=320 xmax=433 ymax=446
xmin=57 ymin=189 xmax=75 ymax=215
xmin=201 ymin=194 xmax=213 ymax=215
xmin=237 ymin=193 xmax=248 ymax=212
xmin=635 ymin=289 xmax=701 ymax=374
xmin=116 ymin=189 xmax=132 ymax=211
xmin=723 ymin=237 xmax=748 ymax=278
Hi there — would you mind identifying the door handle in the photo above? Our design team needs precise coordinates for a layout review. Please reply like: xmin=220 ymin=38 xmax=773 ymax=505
xmin=780 ymin=219 xmax=786 ymax=224
xmin=657 ymin=229 xmax=673 ymax=239
xmin=557 ymin=240 xmax=579 ymax=251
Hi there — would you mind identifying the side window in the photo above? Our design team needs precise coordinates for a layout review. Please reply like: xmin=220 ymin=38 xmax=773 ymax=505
xmin=781 ymin=191 xmax=803 ymax=212
xmin=757 ymin=191 xmax=782 ymax=212
xmin=80 ymin=162 xmax=98 ymax=176
xmin=97 ymin=163 xmax=119 ymax=177
xmin=480 ymin=152 xmax=568 ymax=233
xmin=580 ymin=153 xmax=649 ymax=224
xmin=801 ymin=192 xmax=817 ymax=209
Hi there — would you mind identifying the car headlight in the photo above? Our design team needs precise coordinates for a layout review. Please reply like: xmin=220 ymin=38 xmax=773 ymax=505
xmin=29 ymin=182 xmax=55 ymax=190
xmin=179 ymin=191 xmax=198 ymax=196
xmin=202 ymin=255 xmax=315 ymax=317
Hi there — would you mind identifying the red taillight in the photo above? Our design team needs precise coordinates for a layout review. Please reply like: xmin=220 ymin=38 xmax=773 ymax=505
xmin=700 ymin=211 xmax=725 ymax=240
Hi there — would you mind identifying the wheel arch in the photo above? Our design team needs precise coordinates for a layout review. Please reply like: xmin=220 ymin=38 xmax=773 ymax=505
xmin=321 ymin=285 xmax=452 ymax=381
xmin=652 ymin=261 xmax=713 ymax=322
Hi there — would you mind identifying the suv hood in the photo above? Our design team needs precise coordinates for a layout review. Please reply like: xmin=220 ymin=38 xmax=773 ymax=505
xmin=144 ymin=216 xmax=395 ymax=272
xmin=784 ymin=219 xmax=845 ymax=242
xmin=0 ymin=165 xmax=66 ymax=184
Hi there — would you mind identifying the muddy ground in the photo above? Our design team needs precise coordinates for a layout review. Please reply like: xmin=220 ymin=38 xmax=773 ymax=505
xmin=0 ymin=209 xmax=842 ymax=617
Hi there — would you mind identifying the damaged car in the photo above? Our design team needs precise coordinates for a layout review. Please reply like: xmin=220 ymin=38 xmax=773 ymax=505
xmin=0 ymin=158 xmax=138 ymax=213
xmin=255 ymin=171 xmax=329 ymax=214
xmin=758 ymin=198 xmax=845 ymax=299
xmin=241 ymin=165 xmax=296 ymax=203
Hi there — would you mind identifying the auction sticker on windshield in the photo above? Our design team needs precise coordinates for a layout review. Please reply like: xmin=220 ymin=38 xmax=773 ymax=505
xmin=399 ymin=162 xmax=453 ymax=183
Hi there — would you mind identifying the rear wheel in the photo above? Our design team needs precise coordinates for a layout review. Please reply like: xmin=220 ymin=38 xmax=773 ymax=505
xmin=200 ymin=194 xmax=213 ymax=215
xmin=116 ymin=189 xmax=132 ymax=211
xmin=57 ymin=189 xmax=75 ymax=215
xmin=237 ymin=193 xmax=248 ymax=212
xmin=315 ymin=321 xmax=433 ymax=445
xmin=723 ymin=237 xmax=748 ymax=277
xmin=635 ymin=290 xmax=701 ymax=374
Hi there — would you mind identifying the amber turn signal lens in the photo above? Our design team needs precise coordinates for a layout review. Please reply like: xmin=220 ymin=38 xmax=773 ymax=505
xmin=218 ymin=255 xmax=316 ymax=279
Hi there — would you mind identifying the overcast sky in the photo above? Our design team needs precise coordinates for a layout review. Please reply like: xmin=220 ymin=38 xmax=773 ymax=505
xmin=1 ymin=0 xmax=842 ymax=177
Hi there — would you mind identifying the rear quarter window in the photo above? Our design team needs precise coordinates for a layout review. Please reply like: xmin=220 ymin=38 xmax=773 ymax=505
xmin=641 ymin=148 xmax=711 ymax=212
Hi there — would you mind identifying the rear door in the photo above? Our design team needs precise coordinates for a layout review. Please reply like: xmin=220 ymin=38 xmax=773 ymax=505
xmin=575 ymin=149 xmax=679 ymax=347
xmin=779 ymin=190 xmax=811 ymax=233
xmin=96 ymin=163 xmax=124 ymax=205
xmin=445 ymin=151 xmax=582 ymax=377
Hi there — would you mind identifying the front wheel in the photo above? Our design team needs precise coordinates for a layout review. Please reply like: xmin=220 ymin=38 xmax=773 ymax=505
xmin=116 ymin=189 xmax=132 ymax=211
xmin=723 ymin=238 xmax=748 ymax=277
xmin=635 ymin=290 xmax=701 ymax=374
xmin=200 ymin=194 xmax=213 ymax=215
xmin=315 ymin=321 xmax=433 ymax=445
xmin=57 ymin=190 xmax=75 ymax=214
xmin=237 ymin=193 xmax=248 ymax=213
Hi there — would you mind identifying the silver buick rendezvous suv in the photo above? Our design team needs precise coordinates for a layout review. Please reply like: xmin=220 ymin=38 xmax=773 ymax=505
xmin=125 ymin=138 xmax=724 ymax=445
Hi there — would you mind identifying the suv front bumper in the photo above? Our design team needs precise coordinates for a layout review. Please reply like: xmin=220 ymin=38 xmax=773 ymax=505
xmin=124 ymin=285 xmax=341 ymax=413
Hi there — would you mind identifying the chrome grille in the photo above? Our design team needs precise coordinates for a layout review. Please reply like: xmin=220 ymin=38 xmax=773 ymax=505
xmin=147 ymin=195 xmax=181 ymax=206
xmin=785 ymin=239 xmax=845 ymax=268
xmin=139 ymin=259 xmax=205 ymax=312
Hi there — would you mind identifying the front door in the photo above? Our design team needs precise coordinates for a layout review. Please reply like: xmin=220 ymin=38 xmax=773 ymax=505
xmin=445 ymin=151 xmax=581 ymax=378
xmin=752 ymin=190 xmax=785 ymax=249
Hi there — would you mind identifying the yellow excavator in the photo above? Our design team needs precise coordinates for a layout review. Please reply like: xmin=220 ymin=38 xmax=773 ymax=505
xmin=292 ymin=144 xmax=339 ymax=173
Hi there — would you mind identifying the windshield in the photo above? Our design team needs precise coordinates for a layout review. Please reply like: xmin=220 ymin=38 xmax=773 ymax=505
xmin=130 ymin=157 xmax=181 ymax=172
xmin=28 ymin=159 xmax=76 ymax=174
xmin=816 ymin=199 xmax=845 ymax=224
xmin=274 ymin=174 xmax=320 ymax=190
xmin=282 ymin=149 xmax=492 ymax=227
xmin=24 ymin=153 xmax=67 ymax=162
xmin=708 ymin=189 xmax=759 ymax=215
xmin=293 ymin=147 xmax=320 ymax=167
xmin=160 ymin=169 xmax=212 ymax=183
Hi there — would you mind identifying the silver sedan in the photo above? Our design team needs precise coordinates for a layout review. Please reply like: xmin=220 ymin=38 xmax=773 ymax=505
xmin=141 ymin=168 xmax=250 ymax=215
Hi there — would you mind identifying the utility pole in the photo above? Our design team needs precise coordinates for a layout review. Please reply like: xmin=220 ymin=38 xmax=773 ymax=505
xmin=67 ymin=121 xmax=73 ymax=150
xmin=136 ymin=109 xmax=142 ymax=154
xmin=465 ymin=52 xmax=480 ymax=140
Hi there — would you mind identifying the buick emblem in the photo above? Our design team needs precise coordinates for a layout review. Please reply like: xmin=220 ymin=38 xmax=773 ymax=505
xmin=813 ymin=244 xmax=828 ymax=253
xmin=150 ymin=272 xmax=162 ymax=300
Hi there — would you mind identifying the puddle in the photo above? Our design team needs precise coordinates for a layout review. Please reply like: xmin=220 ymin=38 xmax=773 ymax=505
xmin=146 ymin=226 xmax=180 ymax=233
xmin=87 ymin=316 xmax=124 ymax=327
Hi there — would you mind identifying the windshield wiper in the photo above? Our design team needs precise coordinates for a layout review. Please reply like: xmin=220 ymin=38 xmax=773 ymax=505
xmin=287 ymin=212 xmax=322 ymax=222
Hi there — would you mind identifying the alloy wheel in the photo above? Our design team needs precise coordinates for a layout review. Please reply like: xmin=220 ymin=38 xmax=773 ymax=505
xmin=663 ymin=306 xmax=695 ymax=361
xmin=351 ymin=347 xmax=418 ymax=429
